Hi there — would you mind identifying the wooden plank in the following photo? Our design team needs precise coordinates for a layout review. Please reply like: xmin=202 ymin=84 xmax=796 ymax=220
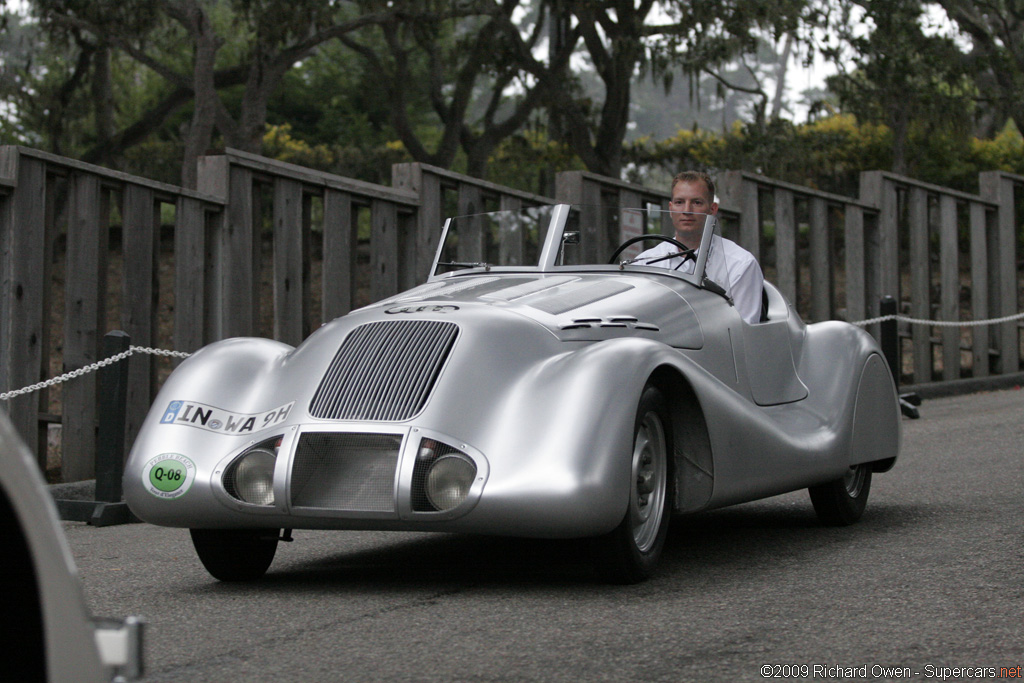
xmin=939 ymin=194 xmax=959 ymax=381
xmin=395 ymin=158 xmax=553 ymax=205
xmin=613 ymin=189 xmax=642 ymax=263
xmin=808 ymin=197 xmax=831 ymax=321
xmin=726 ymin=169 xmax=881 ymax=210
xmin=774 ymin=188 xmax=797 ymax=306
xmin=738 ymin=179 xmax=761 ymax=263
xmin=302 ymin=193 xmax=313 ymax=328
xmin=417 ymin=170 xmax=442 ymax=282
xmin=994 ymin=176 xmax=1019 ymax=374
xmin=969 ymin=202 xmax=989 ymax=377
xmin=322 ymin=189 xmax=354 ymax=320
xmin=121 ymin=185 xmax=158 ymax=454
xmin=202 ymin=210 xmax=224 ymax=341
xmin=370 ymin=198 xmax=398 ymax=303
xmin=63 ymin=172 xmax=105 ymax=482
xmin=456 ymin=184 xmax=483 ymax=263
xmin=39 ymin=174 xmax=61 ymax=462
xmin=397 ymin=210 xmax=417 ymax=293
xmin=907 ymin=187 xmax=931 ymax=384
xmin=175 ymin=196 xmax=206 ymax=352
xmin=13 ymin=145 xmax=223 ymax=205
xmin=393 ymin=163 xmax=443 ymax=284
xmin=0 ymin=152 xmax=48 ymax=463
xmin=195 ymin=154 xmax=229 ymax=202
xmin=579 ymin=179 xmax=602 ymax=264
xmin=273 ymin=177 xmax=305 ymax=346
xmin=860 ymin=171 xmax=900 ymax=311
xmin=556 ymin=171 xmax=605 ymax=262
xmin=859 ymin=172 xmax=891 ymax=342
xmin=225 ymin=148 xmax=420 ymax=206
xmin=498 ymin=194 xmax=524 ymax=267
xmin=217 ymin=166 xmax=256 ymax=338
xmin=844 ymin=205 xmax=866 ymax=323
xmin=555 ymin=171 xmax=583 ymax=205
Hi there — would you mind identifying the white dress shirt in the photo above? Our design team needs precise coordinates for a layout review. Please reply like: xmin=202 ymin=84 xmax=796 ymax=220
xmin=636 ymin=236 xmax=765 ymax=324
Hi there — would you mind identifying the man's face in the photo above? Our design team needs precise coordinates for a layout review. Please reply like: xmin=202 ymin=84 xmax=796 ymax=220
xmin=669 ymin=180 xmax=718 ymax=247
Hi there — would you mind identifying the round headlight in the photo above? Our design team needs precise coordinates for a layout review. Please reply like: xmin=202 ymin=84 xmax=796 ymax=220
xmin=234 ymin=447 xmax=276 ymax=506
xmin=425 ymin=454 xmax=477 ymax=511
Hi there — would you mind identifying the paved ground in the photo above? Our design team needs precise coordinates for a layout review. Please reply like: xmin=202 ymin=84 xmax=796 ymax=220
xmin=62 ymin=388 xmax=1024 ymax=682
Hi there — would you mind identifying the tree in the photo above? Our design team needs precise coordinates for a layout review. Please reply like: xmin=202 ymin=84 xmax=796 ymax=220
xmin=333 ymin=0 xmax=576 ymax=179
xmin=821 ymin=0 xmax=972 ymax=175
xmin=25 ymin=0 xmax=396 ymax=187
xmin=935 ymin=0 xmax=1024 ymax=136
xmin=532 ymin=0 xmax=814 ymax=178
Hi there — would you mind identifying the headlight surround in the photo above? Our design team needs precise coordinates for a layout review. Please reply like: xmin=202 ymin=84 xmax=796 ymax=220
xmin=424 ymin=452 xmax=477 ymax=512
xmin=224 ymin=438 xmax=280 ymax=506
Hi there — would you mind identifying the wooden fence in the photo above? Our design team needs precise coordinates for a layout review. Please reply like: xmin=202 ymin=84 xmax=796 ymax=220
xmin=1 ymin=145 xmax=1022 ymax=481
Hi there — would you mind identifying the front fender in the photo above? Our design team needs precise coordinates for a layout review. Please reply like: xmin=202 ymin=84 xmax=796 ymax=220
xmin=125 ymin=337 xmax=296 ymax=525
xmin=459 ymin=337 xmax=681 ymax=538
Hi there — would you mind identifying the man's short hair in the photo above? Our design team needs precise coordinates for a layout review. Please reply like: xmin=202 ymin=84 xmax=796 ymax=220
xmin=671 ymin=171 xmax=715 ymax=203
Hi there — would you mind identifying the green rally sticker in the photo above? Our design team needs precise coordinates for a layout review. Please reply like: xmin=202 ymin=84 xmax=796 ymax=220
xmin=142 ymin=453 xmax=196 ymax=499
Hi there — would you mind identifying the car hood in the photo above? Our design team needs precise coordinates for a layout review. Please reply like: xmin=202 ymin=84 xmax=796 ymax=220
xmin=367 ymin=271 xmax=705 ymax=348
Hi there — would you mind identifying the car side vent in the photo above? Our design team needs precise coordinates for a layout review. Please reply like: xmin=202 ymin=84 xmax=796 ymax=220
xmin=310 ymin=320 xmax=459 ymax=421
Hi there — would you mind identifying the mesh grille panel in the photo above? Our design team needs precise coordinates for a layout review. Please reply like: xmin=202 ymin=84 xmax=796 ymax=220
xmin=290 ymin=432 xmax=402 ymax=511
xmin=310 ymin=320 xmax=459 ymax=421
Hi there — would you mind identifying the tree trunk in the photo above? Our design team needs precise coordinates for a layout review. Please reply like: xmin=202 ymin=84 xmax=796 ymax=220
xmin=180 ymin=3 xmax=221 ymax=189
xmin=92 ymin=46 xmax=116 ymax=159
xmin=771 ymin=33 xmax=794 ymax=121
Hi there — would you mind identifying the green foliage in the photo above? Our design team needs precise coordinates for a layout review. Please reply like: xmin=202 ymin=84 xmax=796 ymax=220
xmin=970 ymin=120 xmax=1024 ymax=176
xmin=626 ymin=112 xmax=1024 ymax=197
xmin=261 ymin=123 xmax=411 ymax=184
xmin=822 ymin=0 xmax=974 ymax=175
xmin=484 ymin=125 xmax=587 ymax=196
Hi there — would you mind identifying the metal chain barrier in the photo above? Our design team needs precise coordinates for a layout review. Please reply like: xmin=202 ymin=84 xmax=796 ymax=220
xmin=0 ymin=346 xmax=192 ymax=402
xmin=851 ymin=311 xmax=1024 ymax=327
xmin=3 ymin=310 xmax=1024 ymax=402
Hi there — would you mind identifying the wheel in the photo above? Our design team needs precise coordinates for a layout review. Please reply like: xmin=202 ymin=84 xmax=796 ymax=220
xmin=190 ymin=529 xmax=279 ymax=581
xmin=608 ymin=234 xmax=696 ymax=265
xmin=592 ymin=385 xmax=673 ymax=584
xmin=808 ymin=464 xmax=872 ymax=526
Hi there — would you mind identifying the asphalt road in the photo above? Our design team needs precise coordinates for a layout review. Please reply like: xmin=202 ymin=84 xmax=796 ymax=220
xmin=63 ymin=388 xmax=1024 ymax=683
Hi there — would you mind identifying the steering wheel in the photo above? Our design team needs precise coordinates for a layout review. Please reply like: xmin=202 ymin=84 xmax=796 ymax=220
xmin=608 ymin=234 xmax=697 ymax=265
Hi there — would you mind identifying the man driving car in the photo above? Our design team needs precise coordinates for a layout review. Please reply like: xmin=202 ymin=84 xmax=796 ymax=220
xmin=637 ymin=171 xmax=764 ymax=324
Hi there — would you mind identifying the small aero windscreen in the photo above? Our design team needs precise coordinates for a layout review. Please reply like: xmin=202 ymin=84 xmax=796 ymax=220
xmin=434 ymin=205 xmax=556 ymax=275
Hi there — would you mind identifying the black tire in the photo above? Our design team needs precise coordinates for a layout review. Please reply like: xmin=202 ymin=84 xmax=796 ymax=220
xmin=808 ymin=464 xmax=872 ymax=526
xmin=190 ymin=529 xmax=279 ymax=581
xmin=592 ymin=385 xmax=673 ymax=584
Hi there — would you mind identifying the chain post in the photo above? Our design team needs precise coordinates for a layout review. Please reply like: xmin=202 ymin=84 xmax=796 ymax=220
xmin=96 ymin=331 xmax=131 ymax=503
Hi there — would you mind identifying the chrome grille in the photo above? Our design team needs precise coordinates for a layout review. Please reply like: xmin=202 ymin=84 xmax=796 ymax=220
xmin=290 ymin=432 xmax=402 ymax=512
xmin=310 ymin=320 xmax=459 ymax=421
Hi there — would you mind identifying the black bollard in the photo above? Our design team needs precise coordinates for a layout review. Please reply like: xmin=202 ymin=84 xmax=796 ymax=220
xmin=878 ymin=296 xmax=921 ymax=419
xmin=880 ymin=295 xmax=899 ymax=390
xmin=54 ymin=330 xmax=137 ymax=525
xmin=96 ymin=331 xmax=131 ymax=503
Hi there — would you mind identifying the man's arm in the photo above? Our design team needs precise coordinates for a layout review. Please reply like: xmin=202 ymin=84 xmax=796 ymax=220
xmin=730 ymin=258 xmax=765 ymax=325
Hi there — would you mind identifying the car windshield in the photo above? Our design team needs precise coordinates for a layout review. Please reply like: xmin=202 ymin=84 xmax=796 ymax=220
xmin=430 ymin=204 xmax=722 ymax=287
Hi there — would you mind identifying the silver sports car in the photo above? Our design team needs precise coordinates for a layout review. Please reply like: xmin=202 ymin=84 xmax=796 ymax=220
xmin=124 ymin=204 xmax=901 ymax=583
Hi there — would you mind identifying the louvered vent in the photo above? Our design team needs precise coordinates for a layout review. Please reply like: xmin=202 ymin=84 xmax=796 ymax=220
xmin=310 ymin=320 xmax=459 ymax=421
xmin=525 ymin=280 xmax=634 ymax=315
